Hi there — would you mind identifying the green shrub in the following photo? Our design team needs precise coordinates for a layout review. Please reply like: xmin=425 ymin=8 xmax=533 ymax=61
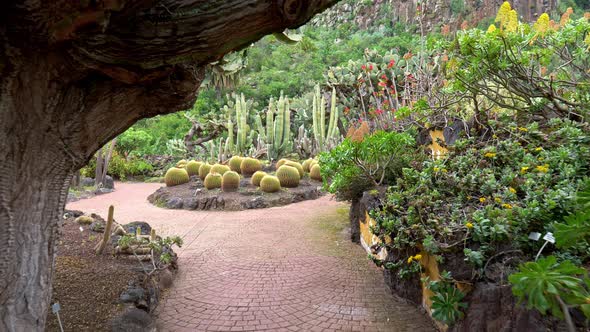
xmin=80 ymin=152 xmax=154 ymax=180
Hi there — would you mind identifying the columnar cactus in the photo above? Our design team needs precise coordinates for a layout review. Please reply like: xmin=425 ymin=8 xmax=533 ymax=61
xmin=276 ymin=165 xmax=300 ymax=188
xmin=302 ymin=159 xmax=314 ymax=173
xmin=221 ymin=171 xmax=240 ymax=192
xmin=284 ymin=161 xmax=304 ymax=178
xmin=260 ymin=175 xmax=281 ymax=193
xmin=229 ymin=156 xmax=244 ymax=173
xmin=211 ymin=164 xmax=231 ymax=175
xmin=199 ymin=163 xmax=212 ymax=180
xmin=186 ymin=160 xmax=202 ymax=176
xmin=312 ymin=85 xmax=340 ymax=153
xmin=204 ymin=172 xmax=223 ymax=190
xmin=251 ymin=171 xmax=267 ymax=187
xmin=165 ymin=167 xmax=190 ymax=187
xmin=240 ymin=157 xmax=262 ymax=177
xmin=310 ymin=164 xmax=322 ymax=181
xmin=260 ymin=93 xmax=292 ymax=160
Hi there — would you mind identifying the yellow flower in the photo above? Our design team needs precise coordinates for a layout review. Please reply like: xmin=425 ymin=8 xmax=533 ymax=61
xmin=535 ymin=147 xmax=543 ymax=152
xmin=484 ymin=152 xmax=497 ymax=158
xmin=502 ymin=203 xmax=513 ymax=209
xmin=518 ymin=127 xmax=528 ymax=132
xmin=487 ymin=24 xmax=497 ymax=34
xmin=413 ymin=254 xmax=422 ymax=260
xmin=492 ymin=134 xmax=498 ymax=139
xmin=434 ymin=167 xmax=440 ymax=172
xmin=466 ymin=222 xmax=474 ymax=229
xmin=536 ymin=164 xmax=550 ymax=173
xmin=479 ymin=197 xmax=487 ymax=203
xmin=407 ymin=257 xmax=414 ymax=264
xmin=467 ymin=195 xmax=472 ymax=200
xmin=538 ymin=157 xmax=544 ymax=161
xmin=494 ymin=197 xmax=502 ymax=203
xmin=509 ymin=187 xmax=517 ymax=194
xmin=442 ymin=169 xmax=448 ymax=173
xmin=520 ymin=166 xmax=529 ymax=174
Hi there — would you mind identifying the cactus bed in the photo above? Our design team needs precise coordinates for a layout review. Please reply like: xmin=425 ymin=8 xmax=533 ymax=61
xmin=147 ymin=176 xmax=323 ymax=211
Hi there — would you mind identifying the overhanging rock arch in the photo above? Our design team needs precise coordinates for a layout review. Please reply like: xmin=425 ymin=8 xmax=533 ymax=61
xmin=0 ymin=1 xmax=339 ymax=330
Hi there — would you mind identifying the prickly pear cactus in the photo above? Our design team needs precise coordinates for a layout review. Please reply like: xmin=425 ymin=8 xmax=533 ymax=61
xmin=198 ymin=163 xmax=212 ymax=180
xmin=240 ymin=157 xmax=262 ymax=177
xmin=260 ymin=175 xmax=281 ymax=193
xmin=276 ymin=165 xmax=300 ymax=188
xmin=221 ymin=171 xmax=240 ymax=192
xmin=211 ymin=164 xmax=231 ymax=175
xmin=251 ymin=171 xmax=267 ymax=187
xmin=165 ymin=167 xmax=190 ymax=187
xmin=310 ymin=164 xmax=322 ymax=181
xmin=186 ymin=160 xmax=202 ymax=176
xmin=229 ymin=156 xmax=244 ymax=173
xmin=204 ymin=172 xmax=223 ymax=190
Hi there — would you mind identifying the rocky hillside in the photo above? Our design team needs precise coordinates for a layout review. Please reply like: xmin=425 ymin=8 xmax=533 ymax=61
xmin=313 ymin=0 xmax=587 ymax=32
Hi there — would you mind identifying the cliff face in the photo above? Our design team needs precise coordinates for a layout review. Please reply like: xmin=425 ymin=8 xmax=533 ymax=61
xmin=313 ymin=0 xmax=561 ymax=31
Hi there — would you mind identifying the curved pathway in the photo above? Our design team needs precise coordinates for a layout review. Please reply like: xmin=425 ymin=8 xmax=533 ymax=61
xmin=68 ymin=182 xmax=434 ymax=332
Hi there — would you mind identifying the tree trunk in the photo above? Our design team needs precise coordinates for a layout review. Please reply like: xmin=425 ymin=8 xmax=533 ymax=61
xmin=0 ymin=1 xmax=339 ymax=330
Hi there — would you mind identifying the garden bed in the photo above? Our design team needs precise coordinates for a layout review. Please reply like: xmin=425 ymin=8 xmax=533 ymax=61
xmin=46 ymin=210 xmax=177 ymax=332
xmin=148 ymin=177 xmax=323 ymax=211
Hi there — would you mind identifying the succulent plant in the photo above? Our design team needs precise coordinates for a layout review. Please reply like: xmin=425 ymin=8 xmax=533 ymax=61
xmin=251 ymin=171 xmax=267 ymax=186
xmin=222 ymin=171 xmax=240 ymax=192
xmin=75 ymin=215 xmax=94 ymax=225
xmin=228 ymin=156 xmax=244 ymax=173
xmin=302 ymin=159 xmax=314 ymax=173
xmin=276 ymin=165 xmax=300 ymax=188
xmin=240 ymin=157 xmax=262 ymax=177
xmin=165 ymin=167 xmax=190 ymax=187
xmin=276 ymin=158 xmax=290 ymax=169
xmin=176 ymin=159 xmax=188 ymax=168
xmin=199 ymin=163 xmax=212 ymax=180
xmin=185 ymin=160 xmax=202 ymax=176
xmin=204 ymin=172 xmax=223 ymax=190
xmin=310 ymin=164 xmax=322 ymax=181
xmin=284 ymin=161 xmax=304 ymax=178
xmin=211 ymin=164 xmax=231 ymax=175
xmin=260 ymin=175 xmax=281 ymax=193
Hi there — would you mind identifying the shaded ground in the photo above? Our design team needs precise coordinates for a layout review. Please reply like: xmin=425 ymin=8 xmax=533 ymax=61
xmin=68 ymin=182 xmax=435 ymax=332
xmin=46 ymin=217 xmax=137 ymax=331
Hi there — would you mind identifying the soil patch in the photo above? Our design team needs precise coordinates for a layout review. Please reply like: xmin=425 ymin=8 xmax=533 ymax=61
xmin=148 ymin=176 xmax=324 ymax=211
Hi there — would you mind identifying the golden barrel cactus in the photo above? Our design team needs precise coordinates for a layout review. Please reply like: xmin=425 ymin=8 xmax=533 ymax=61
xmin=222 ymin=171 xmax=241 ymax=192
xmin=204 ymin=172 xmax=222 ymax=190
xmin=211 ymin=164 xmax=231 ymax=175
xmin=310 ymin=164 xmax=322 ymax=181
xmin=260 ymin=175 xmax=281 ymax=193
xmin=251 ymin=171 xmax=267 ymax=187
xmin=165 ymin=167 xmax=190 ymax=187
xmin=198 ymin=163 xmax=212 ymax=180
xmin=240 ymin=157 xmax=262 ymax=177
xmin=276 ymin=165 xmax=300 ymax=188
xmin=185 ymin=160 xmax=202 ymax=176
xmin=228 ymin=156 xmax=244 ymax=173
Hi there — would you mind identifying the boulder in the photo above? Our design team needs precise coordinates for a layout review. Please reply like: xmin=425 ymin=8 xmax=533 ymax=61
xmin=110 ymin=308 xmax=155 ymax=332
xmin=123 ymin=222 xmax=152 ymax=236
xmin=79 ymin=177 xmax=95 ymax=187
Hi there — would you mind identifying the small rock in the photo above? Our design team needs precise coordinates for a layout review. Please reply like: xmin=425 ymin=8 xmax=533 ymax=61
xmin=165 ymin=197 xmax=183 ymax=209
xmin=110 ymin=308 xmax=155 ymax=332
xmin=79 ymin=177 xmax=95 ymax=187
xmin=184 ymin=198 xmax=198 ymax=210
xmin=119 ymin=285 xmax=145 ymax=303
xmin=158 ymin=269 xmax=174 ymax=289
xmin=103 ymin=175 xmax=115 ymax=189
xmin=123 ymin=222 xmax=152 ymax=236
xmin=95 ymin=187 xmax=114 ymax=195
xmin=64 ymin=209 xmax=84 ymax=218
xmin=75 ymin=215 xmax=94 ymax=225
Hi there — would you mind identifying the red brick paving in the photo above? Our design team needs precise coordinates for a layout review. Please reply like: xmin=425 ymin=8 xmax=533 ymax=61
xmin=68 ymin=182 xmax=435 ymax=332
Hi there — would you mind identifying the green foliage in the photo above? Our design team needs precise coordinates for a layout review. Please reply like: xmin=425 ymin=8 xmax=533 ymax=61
xmin=221 ymin=171 xmax=241 ymax=192
xmin=260 ymin=175 xmax=281 ymax=193
xmin=251 ymin=171 xmax=267 ymax=187
xmin=116 ymin=127 xmax=153 ymax=157
xmin=164 ymin=167 xmax=189 ymax=187
xmin=81 ymin=152 xmax=154 ymax=180
xmin=424 ymin=272 xmax=468 ymax=325
xmin=276 ymin=165 xmax=301 ymax=188
xmin=320 ymin=131 xmax=416 ymax=201
xmin=509 ymin=256 xmax=590 ymax=319
xmin=204 ymin=172 xmax=222 ymax=190
xmin=240 ymin=157 xmax=262 ymax=177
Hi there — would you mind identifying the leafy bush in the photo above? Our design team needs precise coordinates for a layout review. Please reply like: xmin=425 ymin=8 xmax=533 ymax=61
xmin=81 ymin=152 xmax=154 ymax=180
xmin=320 ymin=130 xmax=417 ymax=201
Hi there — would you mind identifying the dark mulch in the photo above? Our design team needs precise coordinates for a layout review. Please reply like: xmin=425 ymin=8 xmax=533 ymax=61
xmin=45 ymin=217 xmax=138 ymax=332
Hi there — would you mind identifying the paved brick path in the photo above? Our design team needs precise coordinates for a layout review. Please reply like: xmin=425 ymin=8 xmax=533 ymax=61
xmin=68 ymin=182 xmax=435 ymax=332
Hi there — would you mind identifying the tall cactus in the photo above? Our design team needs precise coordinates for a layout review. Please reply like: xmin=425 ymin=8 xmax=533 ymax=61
xmin=264 ymin=92 xmax=292 ymax=160
xmin=235 ymin=93 xmax=249 ymax=154
xmin=312 ymin=85 xmax=339 ymax=152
